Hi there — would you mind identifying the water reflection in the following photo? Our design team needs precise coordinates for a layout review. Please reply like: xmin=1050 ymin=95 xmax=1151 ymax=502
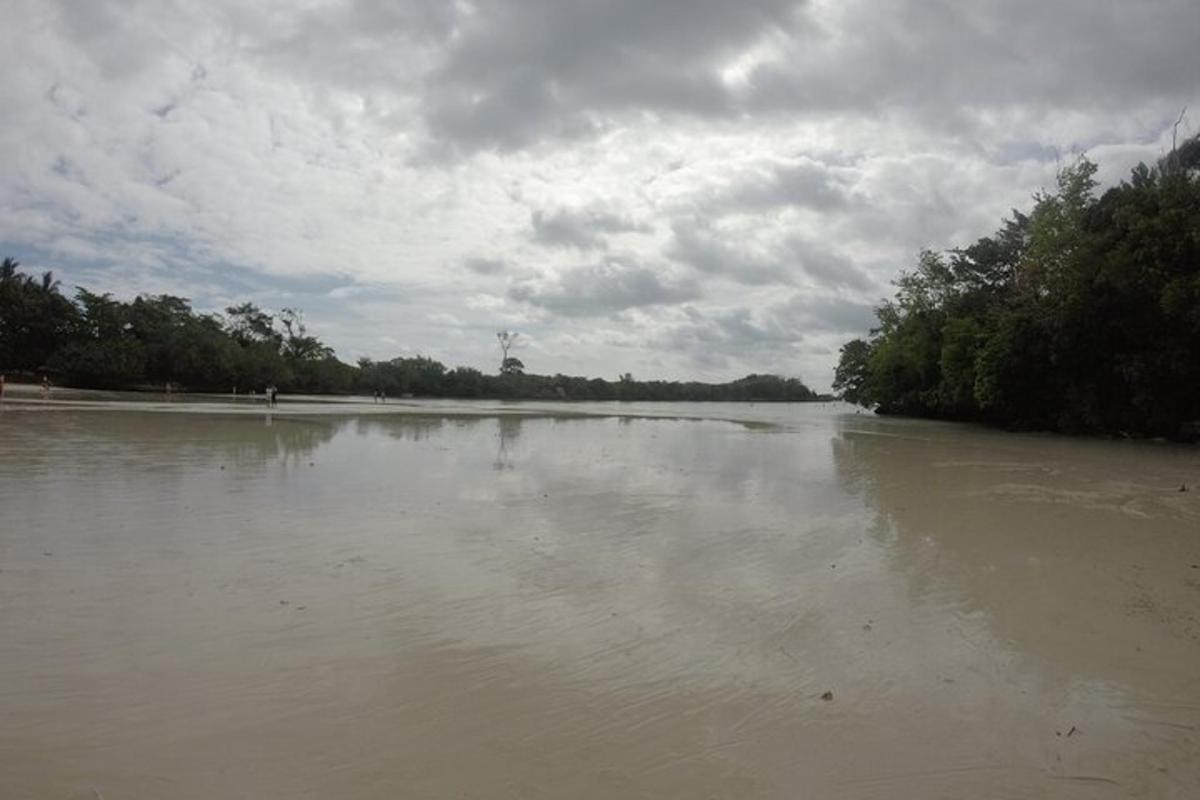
xmin=0 ymin=409 xmax=344 ymax=476
xmin=829 ymin=415 xmax=1200 ymax=690
xmin=828 ymin=416 xmax=1200 ymax=784
xmin=2 ymin=408 xmax=1197 ymax=798
xmin=493 ymin=415 xmax=522 ymax=470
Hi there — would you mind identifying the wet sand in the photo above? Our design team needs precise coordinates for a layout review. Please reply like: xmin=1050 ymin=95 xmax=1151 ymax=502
xmin=1 ymin=402 xmax=1198 ymax=798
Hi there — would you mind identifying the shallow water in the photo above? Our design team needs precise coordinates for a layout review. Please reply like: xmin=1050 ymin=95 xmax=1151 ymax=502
xmin=1 ymin=402 xmax=1198 ymax=798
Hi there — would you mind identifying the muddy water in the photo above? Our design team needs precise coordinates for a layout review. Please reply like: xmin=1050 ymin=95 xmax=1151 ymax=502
xmin=0 ymin=404 xmax=1197 ymax=799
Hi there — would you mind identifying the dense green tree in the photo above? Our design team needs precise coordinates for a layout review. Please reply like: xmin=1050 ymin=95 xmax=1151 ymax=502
xmin=835 ymin=137 xmax=1200 ymax=439
xmin=0 ymin=259 xmax=79 ymax=370
xmin=832 ymin=339 xmax=873 ymax=406
xmin=1 ymin=259 xmax=820 ymax=403
xmin=225 ymin=302 xmax=282 ymax=348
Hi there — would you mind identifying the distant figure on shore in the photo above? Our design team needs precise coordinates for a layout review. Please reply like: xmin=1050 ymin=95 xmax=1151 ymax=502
xmin=266 ymin=385 xmax=277 ymax=407
xmin=40 ymin=375 xmax=50 ymax=400
xmin=380 ymin=389 xmax=387 ymax=404
xmin=0 ymin=373 xmax=6 ymax=402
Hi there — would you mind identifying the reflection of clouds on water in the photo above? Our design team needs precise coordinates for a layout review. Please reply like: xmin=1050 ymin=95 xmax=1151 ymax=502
xmin=828 ymin=416 xmax=1200 ymax=670
xmin=334 ymin=414 xmax=882 ymax=691
xmin=828 ymin=416 xmax=1200 ymax=779
xmin=0 ymin=410 xmax=346 ymax=475
xmin=3 ymin=408 xmax=1198 ymax=797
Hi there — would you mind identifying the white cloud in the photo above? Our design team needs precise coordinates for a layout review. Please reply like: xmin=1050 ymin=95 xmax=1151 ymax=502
xmin=1 ymin=0 xmax=1197 ymax=391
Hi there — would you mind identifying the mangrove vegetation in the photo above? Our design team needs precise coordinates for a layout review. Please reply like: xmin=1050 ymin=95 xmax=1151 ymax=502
xmin=0 ymin=260 xmax=818 ymax=402
xmin=834 ymin=134 xmax=1200 ymax=440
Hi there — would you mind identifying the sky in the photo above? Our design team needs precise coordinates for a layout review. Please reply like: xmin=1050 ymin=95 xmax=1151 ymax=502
xmin=2 ymin=0 xmax=1197 ymax=390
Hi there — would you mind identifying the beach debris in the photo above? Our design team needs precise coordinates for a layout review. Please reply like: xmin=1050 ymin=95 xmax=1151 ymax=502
xmin=1067 ymin=725 xmax=1078 ymax=737
xmin=279 ymin=600 xmax=289 ymax=605
xmin=43 ymin=551 xmax=52 ymax=557
xmin=820 ymin=691 xmax=834 ymax=701
xmin=1180 ymin=484 xmax=1188 ymax=492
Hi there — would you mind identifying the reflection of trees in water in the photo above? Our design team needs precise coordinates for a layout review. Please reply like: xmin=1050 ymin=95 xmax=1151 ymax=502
xmin=353 ymin=414 xmax=487 ymax=443
xmin=3 ymin=411 xmax=345 ymax=473
xmin=828 ymin=417 xmax=1199 ymax=688
xmin=381 ymin=416 xmax=447 ymax=442
xmin=245 ymin=416 xmax=345 ymax=466
xmin=494 ymin=415 xmax=522 ymax=470
xmin=342 ymin=410 xmax=525 ymax=469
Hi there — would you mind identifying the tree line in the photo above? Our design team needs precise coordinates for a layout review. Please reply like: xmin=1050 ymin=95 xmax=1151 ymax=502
xmin=0 ymin=260 xmax=819 ymax=402
xmin=834 ymin=133 xmax=1200 ymax=440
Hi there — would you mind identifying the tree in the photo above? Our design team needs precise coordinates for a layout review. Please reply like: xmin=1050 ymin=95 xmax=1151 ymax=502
xmin=279 ymin=308 xmax=333 ymax=362
xmin=500 ymin=356 xmax=525 ymax=376
xmin=0 ymin=260 xmax=79 ymax=370
xmin=834 ymin=135 xmax=1200 ymax=438
xmin=496 ymin=330 xmax=519 ymax=373
xmin=832 ymin=339 xmax=873 ymax=406
xmin=225 ymin=302 xmax=281 ymax=347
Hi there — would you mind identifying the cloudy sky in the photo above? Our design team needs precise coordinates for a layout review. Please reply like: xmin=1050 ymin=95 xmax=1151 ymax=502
xmin=2 ymin=0 xmax=1197 ymax=389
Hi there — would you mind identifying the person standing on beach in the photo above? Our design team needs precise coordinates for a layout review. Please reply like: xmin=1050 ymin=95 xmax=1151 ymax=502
xmin=0 ymin=373 xmax=5 ymax=402
xmin=40 ymin=375 xmax=50 ymax=400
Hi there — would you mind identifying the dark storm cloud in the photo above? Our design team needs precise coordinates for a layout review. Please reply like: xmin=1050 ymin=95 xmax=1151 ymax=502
xmin=782 ymin=237 xmax=874 ymax=292
xmin=6 ymin=0 xmax=1197 ymax=387
xmin=744 ymin=1 xmax=1200 ymax=122
xmin=668 ymin=221 xmax=793 ymax=287
xmin=657 ymin=292 xmax=875 ymax=369
xmin=774 ymin=294 xmax=877 ymax=334
xmin=669 ymin=221 xmax=872 ymax=291
xmin=727 ymin=159 xmax=850 ymax=211
xmin=462 ymin=257 xmax=506 ymax=275
xmin=412 ymin=0 xmax=1198 ymax=152
xmin=421 ymin=0 xmax=810 ymax=150
xmin=508 ymin=259 xmax=701 ymax=317
xmin=248 ymin=0 xmax=458 ymax=88
xmin=657 ymin=304 xmax=804 ymax=370
xmin=48 ymin=0 xmax=1196 ymax=157
xmin=530 ymin=208 xmax=652 ymax=250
